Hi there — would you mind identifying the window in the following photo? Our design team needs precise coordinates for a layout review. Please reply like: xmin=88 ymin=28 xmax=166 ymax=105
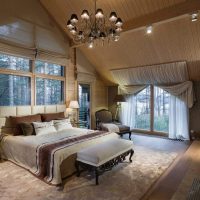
xmin=135 ymin=86 xmax=151 ymax=130
xmin=154 ymin=86 xmax=170 ymax=132
xmin=135 ymin=86 xmax=170 ymax=133
xmin=0 ymin=54 xmax=30 ymax=71
xmin=36 ymin=78 xmax=64 ymax=105
xmin=0 ymin=74 xmax=30 ymax=106
xmin=35 ymin=60 xmax=64 ymax=76
xmin=0 ymin=53 xmax=66 ymax=106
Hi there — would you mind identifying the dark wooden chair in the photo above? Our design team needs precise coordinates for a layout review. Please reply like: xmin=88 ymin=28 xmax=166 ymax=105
xmin=95 ymin=109 xmax=132 ymax=140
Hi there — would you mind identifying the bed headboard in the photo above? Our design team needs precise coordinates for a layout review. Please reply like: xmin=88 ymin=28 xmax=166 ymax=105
xmin=0 ymin=105 xmax=66 ymax=134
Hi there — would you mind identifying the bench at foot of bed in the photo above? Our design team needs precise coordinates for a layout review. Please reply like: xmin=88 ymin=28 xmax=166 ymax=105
xmin=75 ymin=138 xmax=134 ymax=185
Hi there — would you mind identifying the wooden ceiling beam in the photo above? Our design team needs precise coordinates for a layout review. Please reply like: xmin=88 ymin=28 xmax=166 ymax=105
xmin=123 ymin=0 xmax=200 ymax=32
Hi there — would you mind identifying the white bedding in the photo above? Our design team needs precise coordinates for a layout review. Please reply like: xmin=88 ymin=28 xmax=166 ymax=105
xmin=0 ymin=128 xmax=119 ymax=185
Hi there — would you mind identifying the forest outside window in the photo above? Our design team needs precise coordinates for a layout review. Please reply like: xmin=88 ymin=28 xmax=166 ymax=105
xmin=135 ymin=86 xmax=170 ymax=134
xmin=0 ymin=74 xmax=31 ymax=106
xmin=35 ymin=60 xmax=64 ymax=76
xmin=0 ymin=53 xmax=66 ymax=106
xmin=0 ymin=54 xmax=30 ymax=71
xmin=36 ymin=78 xmax=64 ymax=105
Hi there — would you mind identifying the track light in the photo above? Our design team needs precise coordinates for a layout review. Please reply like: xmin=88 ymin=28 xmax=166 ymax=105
xmin=146 ymin=25 xmax=153 ymax=34
xmin=191 ymin=12 xmax=198 ymax=22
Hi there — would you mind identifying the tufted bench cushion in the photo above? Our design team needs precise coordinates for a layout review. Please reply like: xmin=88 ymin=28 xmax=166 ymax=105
xmin=76 ymin=138 xmax=134 ymax=185
xmin=77 ymin=138 xmax=133 ymax=167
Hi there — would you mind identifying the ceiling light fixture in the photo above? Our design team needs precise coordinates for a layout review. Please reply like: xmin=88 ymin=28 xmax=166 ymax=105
xmin=146 ymin=25 xmax=153 ymax=34
xmin=66 ymin=0 xmax=123 ymax=48
xmin=191 ymin=12 xmax=198 ymax=22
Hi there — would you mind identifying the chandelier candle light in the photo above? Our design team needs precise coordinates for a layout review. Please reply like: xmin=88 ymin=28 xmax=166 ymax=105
xmin=66 ymin=0 xmax=123 ymax=48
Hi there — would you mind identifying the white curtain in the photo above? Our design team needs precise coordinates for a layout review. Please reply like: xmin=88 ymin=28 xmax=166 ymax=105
xmin=119 ymin=88 xmax=190 ymax=140
xmin=169 ymin=95 xmax=189 ymax=140
xmin=120 ymin=95 xmax=136 ymax=129
xmin=111 ymin=61 xmax=189 ymax=85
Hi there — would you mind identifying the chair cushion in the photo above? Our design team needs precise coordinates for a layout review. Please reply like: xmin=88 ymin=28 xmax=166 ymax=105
xmin=77 ymin=138 xmax=133 ymax=166
xmin=117 ymin=125 xmax=130 ymax=132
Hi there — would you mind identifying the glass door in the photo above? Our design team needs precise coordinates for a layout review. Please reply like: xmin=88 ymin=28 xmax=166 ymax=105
xmin=78 ymin=83 xmax=91 ymax=129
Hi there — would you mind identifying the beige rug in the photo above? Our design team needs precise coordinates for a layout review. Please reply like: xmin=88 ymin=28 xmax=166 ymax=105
xmin=0 ymin=146 xmax=177 ymax=200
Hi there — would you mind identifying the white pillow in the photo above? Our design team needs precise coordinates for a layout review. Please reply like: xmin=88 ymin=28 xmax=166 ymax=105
xmin=33 ymin=121 xmax=57 ymax=136
xmin=53 ymin=119 xmax=72 ymax=131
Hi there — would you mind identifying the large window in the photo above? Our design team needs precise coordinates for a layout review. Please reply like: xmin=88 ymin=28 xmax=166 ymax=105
xmin=0 ymin=53 xmax=66 ymax=106
xmin=154 ymin=86 xmax=170 ymax=132
xmin=135 ymin=86 xmax=151 ymax=130
xmin=0 ymin=74 xmax=30 ymax=106
xmin=0 ymin=54 xmax=30 ymax=71
xmin=35 ymin=61 xmax=64 ymax=76
xmin=135 ymin=86 xmax=170 ymax=133
xmin=36 ymin=78 xmax=64 ymax=105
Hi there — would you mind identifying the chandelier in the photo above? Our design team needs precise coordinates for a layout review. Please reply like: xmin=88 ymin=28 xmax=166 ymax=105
xmin=66 ymin=0 xmax=123 ymax=48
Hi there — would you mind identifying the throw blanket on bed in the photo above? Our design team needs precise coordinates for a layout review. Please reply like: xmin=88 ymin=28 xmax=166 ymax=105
xmin=35 ymin=131 xmax=110 ymax=183
xmin=102 ymin=123 xmax=120 ymax=133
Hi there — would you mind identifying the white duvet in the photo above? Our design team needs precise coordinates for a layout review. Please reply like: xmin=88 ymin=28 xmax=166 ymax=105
xmin=0 ymin=128 xmax=119 ymax=185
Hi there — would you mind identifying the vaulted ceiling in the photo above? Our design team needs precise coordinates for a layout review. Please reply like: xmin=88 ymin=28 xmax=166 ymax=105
xmin=40 ymin=0 xmax=200 ymax=85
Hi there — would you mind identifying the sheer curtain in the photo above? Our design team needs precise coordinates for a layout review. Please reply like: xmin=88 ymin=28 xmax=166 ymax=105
xmin=169 ymin=95 xmax=189 ymax=140
xmin=120 ymin=95 xmax=136 ymax=129
xmin=119 ymin=88 xmax=190 ymax=140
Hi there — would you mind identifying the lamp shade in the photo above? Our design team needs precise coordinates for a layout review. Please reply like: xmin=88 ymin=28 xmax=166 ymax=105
xmin=113 ymin=95 xmax=126 ymax=103
xmin=69 ymin=100 xmax=79 ymax=109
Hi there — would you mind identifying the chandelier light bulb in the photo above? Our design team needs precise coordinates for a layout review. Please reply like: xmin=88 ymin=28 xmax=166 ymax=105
xmin=78 ymin=31 xmax=84 ymax=40
xmin=67 ymin=20 xmax=74 ymax=29
xmin=146 ymin=25 xmax=153 ymax=34
xmin=95 ymin=9 xmax=104 ymax=19
xmin=109 ymin=12 xmax=117 ymax=22
xmin=191 ymin=13 xmax=198 ymax=22
xmin=70 ymin=27 xmax=77 ymax=35
xmin=114 ymin=35 xmax=120 ymax=42
xmin=88 ymin=41 xmax=94 ymax=49
xmin=70 ymin=14 xmax=78 ymax=24
xmin=81 ymin=10 xmax=90 ymax=20
xmin=116 ymin=27 xmax=122 ymax=33
xmin=100 ymin=32 xmax=106 ymax=40
xmin=115 ymin=18 xmax=123 ymax=27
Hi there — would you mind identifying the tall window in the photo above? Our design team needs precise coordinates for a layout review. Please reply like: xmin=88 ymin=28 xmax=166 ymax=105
xmin=0 ymin=54 xmax=66 ymax=106
xmin=0 ymin=54 xmax=30 ymax=71
xmin=0 ymin=74 xmax=30 ymax=106
xmin=35 ymin=60 xmax=64 ymax=105
xmin=154 ymin=86 xmax=170 ymax=132
xmin=135 ymin=86 xmax=170 ymax=133
xmin=135 ymin=86 xmax=151 ymax=130
xmin=36 ymin=78 xmax=64 ymax=105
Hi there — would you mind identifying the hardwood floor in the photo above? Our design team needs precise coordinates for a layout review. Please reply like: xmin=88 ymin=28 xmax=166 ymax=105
xmin=123 ymin=133 xmax=194 ymax=200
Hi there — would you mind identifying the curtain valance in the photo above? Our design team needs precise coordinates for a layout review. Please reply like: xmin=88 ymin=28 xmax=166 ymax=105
xmin=111 ymin=61 xmax=189 ymax=85
xmin=112 ymin=62 xmax=194 ymax=108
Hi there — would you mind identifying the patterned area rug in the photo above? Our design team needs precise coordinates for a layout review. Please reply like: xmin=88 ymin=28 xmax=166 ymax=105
xmin=0 ymin=146 xmax=177 ymax=200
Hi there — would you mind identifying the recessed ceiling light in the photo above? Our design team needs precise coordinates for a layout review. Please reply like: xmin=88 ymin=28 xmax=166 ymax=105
xmin=146 ymin=25 xmax=153 ymax=34
xmin=191 ymin=12 xmax=198 ymax=22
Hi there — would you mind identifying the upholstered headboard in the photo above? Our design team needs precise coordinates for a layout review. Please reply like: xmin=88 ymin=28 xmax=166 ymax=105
xmin=0 ymin=105 xmax=66 ymax=134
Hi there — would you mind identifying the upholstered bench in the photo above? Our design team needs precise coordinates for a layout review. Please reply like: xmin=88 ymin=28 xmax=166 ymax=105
xmin=75 ymin=138 xmax=134 ymax=185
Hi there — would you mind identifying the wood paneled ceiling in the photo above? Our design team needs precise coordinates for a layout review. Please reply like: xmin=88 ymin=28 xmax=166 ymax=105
xmin=40 ymin=0 xmax=200 ymax=85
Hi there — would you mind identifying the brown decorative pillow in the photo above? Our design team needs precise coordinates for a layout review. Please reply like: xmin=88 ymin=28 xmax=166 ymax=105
xmin=9 ymin=114 xmax=42 ymax=136
xmin=20 ymin=122 xmax=35 ymax=136
xmin=41 ymin=112 xmax=65 ymax=122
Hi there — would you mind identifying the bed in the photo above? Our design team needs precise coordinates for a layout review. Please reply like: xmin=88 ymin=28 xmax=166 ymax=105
xmin=0 ymin=127 xmax=119 ymax=185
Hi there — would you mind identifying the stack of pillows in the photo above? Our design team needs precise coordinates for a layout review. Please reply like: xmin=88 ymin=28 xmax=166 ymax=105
xmin=8 ymin=112 xmax=72 ymax=136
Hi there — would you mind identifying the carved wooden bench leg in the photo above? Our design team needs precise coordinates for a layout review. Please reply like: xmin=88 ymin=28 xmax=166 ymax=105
xmin=129 ymin=149 xmax=134 ymax=162
xmin=95 ymin=168 xmax=99 ymax=185
xmin=129 ymin=132 xmax=132 ymax=140
xmin=75 ymin=161 xmax=80 ymax=177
